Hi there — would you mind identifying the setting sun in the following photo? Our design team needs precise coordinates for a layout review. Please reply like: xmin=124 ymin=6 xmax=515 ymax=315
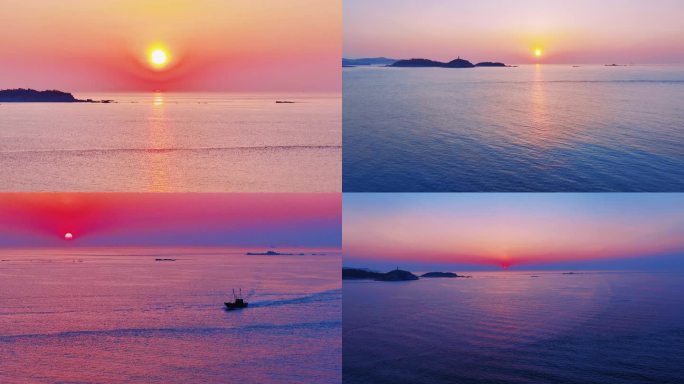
xmin=534 ymin=49 xmax=542 ymax=58
xmin=148 ymin=48 xmax=169 ymax=69
xmin=64 ymin=232 xmax=73 ymax=240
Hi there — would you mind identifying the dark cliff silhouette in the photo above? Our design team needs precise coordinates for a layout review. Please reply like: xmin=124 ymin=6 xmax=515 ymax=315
xmin=0 ymin=88 xmax=112 ymax=103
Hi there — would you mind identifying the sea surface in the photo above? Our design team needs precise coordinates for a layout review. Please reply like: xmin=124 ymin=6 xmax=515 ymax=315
xmin=343 ymin=65 xmax=684 ymax=191
xmin=0 ymin=249 xmax=341 ymax=383
xmin=343 ymin=271 xmax=684 ymax=384
xmin=0 ymin=93 xmax=340 ymax=191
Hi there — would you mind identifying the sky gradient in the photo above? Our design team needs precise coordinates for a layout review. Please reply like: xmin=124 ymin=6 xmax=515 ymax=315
xmin=0 ymin=193 xmax=341 ymax=250
xmin=0 ymin=0 xmax=340 ymax=92
xmin=344 ymin=194 xmax=684 ymax=271
xmin=344 ymin=0 xmax=684 ymax=64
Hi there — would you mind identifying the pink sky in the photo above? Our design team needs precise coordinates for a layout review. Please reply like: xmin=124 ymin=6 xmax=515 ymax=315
xmin=0 ymin=0 xmax=340 ymax=92
xmin=344 ymin=194 xmax=684 ymax=269
xmin=344 ymin=0 xmax=684 ymax=64
xmin=0 ymin=193 xmax=341 ymax=249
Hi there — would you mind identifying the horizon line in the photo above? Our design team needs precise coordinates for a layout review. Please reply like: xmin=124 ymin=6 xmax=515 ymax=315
xmin=0 ymin=245 xmax=342 ymax=251
xmin=0 ymin=88 xmax=342 ymax=94
xmin=342 ymin=266 xmax=683 ymax=273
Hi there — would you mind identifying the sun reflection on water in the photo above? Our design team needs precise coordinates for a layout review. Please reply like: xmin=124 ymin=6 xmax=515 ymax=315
xmin=529 ymin=64 xmax=554 ymax=150
xmin=148 ymin=92 xmax=171 ymax=191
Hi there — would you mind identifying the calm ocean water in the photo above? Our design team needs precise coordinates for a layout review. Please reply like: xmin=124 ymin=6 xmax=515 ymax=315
xmin=343 ymin=65 xmax=684 ymax=191
xmin=343 ymin=272 xmax=684 ymax=384
xmin=344 ymin=271 xmax=684 ymax=384
xmin=0 ymin=249 xmax=341 ymax=383
xmin=0 ymin=93 xmax=340 ymax=192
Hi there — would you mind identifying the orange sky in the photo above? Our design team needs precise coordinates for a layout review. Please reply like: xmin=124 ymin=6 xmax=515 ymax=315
xmin=0 ymin=0 xmax=340 ymax=92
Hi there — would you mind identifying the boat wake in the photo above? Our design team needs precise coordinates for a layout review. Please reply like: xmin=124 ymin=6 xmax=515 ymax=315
xmin=0 ymin=320 xmax=341 ymax=342
xmin=250 ymin=288 xmax=341 ymax=308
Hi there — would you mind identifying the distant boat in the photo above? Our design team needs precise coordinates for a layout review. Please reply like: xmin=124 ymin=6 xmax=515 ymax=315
xmin=225 ymin=288 xmax=249 ymax=310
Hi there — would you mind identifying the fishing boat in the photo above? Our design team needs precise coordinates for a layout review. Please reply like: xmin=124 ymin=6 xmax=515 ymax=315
xmin=225 ymin=288 xmax=248 ymax=310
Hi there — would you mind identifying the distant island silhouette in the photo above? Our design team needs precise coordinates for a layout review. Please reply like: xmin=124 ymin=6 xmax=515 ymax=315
xmin=342 ymin=57 xmax=398 ymax=67
xmin=342 ymin=57 xmax=509 ymax=68
xmin=343 ymin=267 xmax=470 ymax=281
xmin=389 ymin=57 xmax=508 ymax=68
xmin=475 ymin=61 xmax=508 ymax=67
xmin=343 ymin=267 xmax=417 ymax=281
xmin=421 ymin=272 xmax=465 ymax=278
xmin=246 ymin=250 xmax=305 ymax=256
xmin=0 ymin=89 xmax=113 ymax=103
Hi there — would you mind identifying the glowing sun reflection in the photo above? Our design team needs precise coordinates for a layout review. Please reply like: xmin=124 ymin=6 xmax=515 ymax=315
xmin=148 ymin=92 xmax=171 ymax=191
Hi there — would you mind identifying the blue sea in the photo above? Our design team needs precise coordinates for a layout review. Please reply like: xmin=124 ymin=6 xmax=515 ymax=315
xmin=343 ymin=271 xmax=684 ymax=384
xmin=343 ymin=65 xmax=684 ymax=191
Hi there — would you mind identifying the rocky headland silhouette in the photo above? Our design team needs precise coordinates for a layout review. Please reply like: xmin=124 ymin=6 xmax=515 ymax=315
xmin=0 ymin=88 xmax=113 ymax=103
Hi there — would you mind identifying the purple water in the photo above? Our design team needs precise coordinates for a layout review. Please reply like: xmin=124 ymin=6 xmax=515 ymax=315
xmin=0 ymin=249 xmax=341 ymax=383
xmin=344 ymin=271 xmax=684 ymax=383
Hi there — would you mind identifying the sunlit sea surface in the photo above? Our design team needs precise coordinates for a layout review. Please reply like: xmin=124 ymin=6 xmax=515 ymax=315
xmin=0 ymin=249 xmax=341 ymax=383
xmin=0 ymin=93 xmax=340 ymax=191
xmin=343 ymin=65 xmax=684 ymax=191
xmin=344 ymin=271 xmax=684 ymax=384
